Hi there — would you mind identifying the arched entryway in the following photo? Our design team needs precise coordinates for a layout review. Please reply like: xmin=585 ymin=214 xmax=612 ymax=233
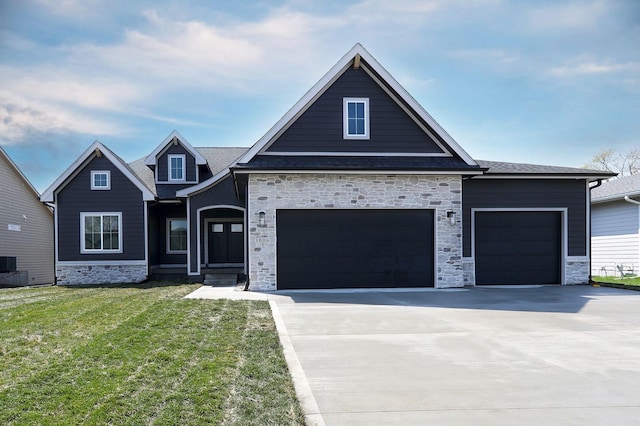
xmin=197 ymin=206 xmax=245 ymax=272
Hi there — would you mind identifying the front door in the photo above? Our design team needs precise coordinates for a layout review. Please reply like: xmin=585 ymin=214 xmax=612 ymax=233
xmin=208 ymin=222 xmax=244 ymax=264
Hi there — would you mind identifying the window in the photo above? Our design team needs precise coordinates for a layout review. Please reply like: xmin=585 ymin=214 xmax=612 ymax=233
xmin=81 ymin=213 xmax=121 ymax=253
xmin=168 ymin=154 xmax=185 ymax=181
xmin=91 ymin=171 xmax=110 ymax=190
xmin=167 ymin=218 xmax=187 ymax=253
xmin=343 ymin=97 xmax=369 ymax=139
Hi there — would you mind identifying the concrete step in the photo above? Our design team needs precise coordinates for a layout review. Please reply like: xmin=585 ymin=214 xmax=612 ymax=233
xmin=203 ymin=274 xmax=238 ymax=286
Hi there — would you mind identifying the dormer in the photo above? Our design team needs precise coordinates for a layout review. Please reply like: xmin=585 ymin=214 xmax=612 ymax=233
xmin=144 ymin=130 xmax=207 ymax=185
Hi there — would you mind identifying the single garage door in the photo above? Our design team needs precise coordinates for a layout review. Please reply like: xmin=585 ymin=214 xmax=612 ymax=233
xmin=475 ymin=211 xmax=561 ymax=285
xmin=276 ymin=209 xmax=434 ymax=290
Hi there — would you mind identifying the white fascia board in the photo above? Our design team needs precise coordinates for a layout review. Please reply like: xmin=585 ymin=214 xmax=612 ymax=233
xmin=144 ymin=130 xmax=206 ymax=166
xmin=237 ymin=44 xmax=477 ymax=167
xmin=233 ymin=169 xmax=484 ymax=176
xmin=40 ymin=141 xmax=155 ymax=202
xmin=472 ymin=174 xmax=607 ymax=180
xmin=592 ymin=191 xmax=640 ymax=204
xmin=176 ymin=168 xmax=231 ymax=197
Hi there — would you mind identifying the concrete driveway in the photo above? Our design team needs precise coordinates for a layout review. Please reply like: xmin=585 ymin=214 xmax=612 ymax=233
xmin=268 ymin=285 xmax=640 ymax=425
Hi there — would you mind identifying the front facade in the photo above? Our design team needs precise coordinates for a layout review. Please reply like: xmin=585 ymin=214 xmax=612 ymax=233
xmin=591 ymin=175 xmax=640 ymax=277
xmin=0 ymin=147 xmax=54 ymax=286
xmin=42 ymin=44 xmax=612 ymax=289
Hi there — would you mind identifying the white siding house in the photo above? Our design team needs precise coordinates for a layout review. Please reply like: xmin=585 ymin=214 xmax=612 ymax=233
xmin=591 ymin=175 xmax=640 ymax=277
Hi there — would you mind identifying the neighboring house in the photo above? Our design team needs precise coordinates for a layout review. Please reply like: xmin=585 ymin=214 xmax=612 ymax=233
xmin=0 ymin=146 xmax=54 ymax=286
xmin=591 ymin=174 xmax=640 ymax=277
xmin=41 ymin=44 xmax=613 ymax=289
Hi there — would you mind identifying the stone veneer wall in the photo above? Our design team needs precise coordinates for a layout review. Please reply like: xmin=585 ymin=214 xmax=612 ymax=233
xmin=247 ymin=174 xmax=463 ymax=291
xmin=56 ymin=264 xmax=147 ymax=285
xmin=460 ymin=258 xmax=590 ymax=285
xmin=565 ymin=259 xmax=590 ymax=285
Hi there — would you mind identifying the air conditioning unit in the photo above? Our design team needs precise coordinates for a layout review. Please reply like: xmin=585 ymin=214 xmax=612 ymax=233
xmin=0 ymin=257 xmax=17 ymax=273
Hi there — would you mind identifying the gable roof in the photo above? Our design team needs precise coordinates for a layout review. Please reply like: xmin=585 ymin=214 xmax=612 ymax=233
xmin=40 ymin=141 xmax=156 ymax=202
xmin=476 ymin=160 xmax=615 ymax=180
xmin=0 ymin=146 xmax=42 ymax=200
xmin=591 ymin=174 xmax=640 ymax=203
xmin=144 ymin=130 xmax=207 ymax=166
xmin=236 ymin=43 xmax=477 ymax=167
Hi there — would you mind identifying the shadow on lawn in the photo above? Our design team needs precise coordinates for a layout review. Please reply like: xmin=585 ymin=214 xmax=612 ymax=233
xmin=61 ymin=280 xmax=196 ymax=290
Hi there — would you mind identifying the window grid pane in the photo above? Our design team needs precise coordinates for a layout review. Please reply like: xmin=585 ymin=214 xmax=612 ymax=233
xmin=347 ymin=101 xmax=366 ymax=135
xmin=170 ymin=157 xmax=184 ymax=180
xmin=83 ymin=214 xmax=119 ymax=251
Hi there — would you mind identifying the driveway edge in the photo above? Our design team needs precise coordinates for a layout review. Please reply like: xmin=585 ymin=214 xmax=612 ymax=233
xmin=269 ymin=300 xmax=325 ymax=426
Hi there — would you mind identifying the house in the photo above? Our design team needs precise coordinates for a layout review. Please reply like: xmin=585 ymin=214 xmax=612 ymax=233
xmin=591 ymin=174 xmax=640 ymax=277
xmin=0 ymin=146 xmax=54 ymax=286
xmin=40 ymin=44 xmax=613 ymax=289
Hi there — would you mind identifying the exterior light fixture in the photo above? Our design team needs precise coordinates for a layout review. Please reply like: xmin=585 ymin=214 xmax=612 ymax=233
xmin=447 ymin=211 xmax=456 ymax=226
xmin=258 ymin=211 xmax=266 ymax=227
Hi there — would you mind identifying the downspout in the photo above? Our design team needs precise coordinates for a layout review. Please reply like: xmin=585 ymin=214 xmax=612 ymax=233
xmin=624 ymin=196 xmax=640 ymax=206
xmin=588 ymin=179 xmax=605 ymax=283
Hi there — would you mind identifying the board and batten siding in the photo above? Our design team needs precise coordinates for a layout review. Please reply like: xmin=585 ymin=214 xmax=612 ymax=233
xmin=462 ymin=179 xmax=588 ymax=257
xmin=56 ymin=156 xmax=146 ymax=262
xmin=0 ymin=152 xmax=54 ymax=285
xmin=591 ymin=200 xmax=639 ymax=276
xmin=265 ymin=66 xmax=447 ymax=154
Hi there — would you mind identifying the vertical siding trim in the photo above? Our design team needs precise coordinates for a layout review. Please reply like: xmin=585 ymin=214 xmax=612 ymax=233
xmin=144 ymin=201 xmax=149 ymax=276
xmin=187 ymin=197 xmax=198 ymax=275
xmin=586 ymin=180 xmax=591 ymax=260
xmin=194 ymin=205 xmax=245 ymax=276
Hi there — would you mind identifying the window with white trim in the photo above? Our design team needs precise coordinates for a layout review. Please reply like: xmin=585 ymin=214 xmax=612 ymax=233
xmin=167 ymin=218 xmax=187 ymax=253
xmin=81 ymin=213 xmax=122 ymax=253
xmin=91 ymin=171 xmax=110 ymax=190
xmin=168 ymin=154 xmax=185 ymax=181
xmin=343 ymin=97 xmax=369 ymax=139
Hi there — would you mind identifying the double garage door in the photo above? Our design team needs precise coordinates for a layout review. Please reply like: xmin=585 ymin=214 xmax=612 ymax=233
xmin=276 ymin=209 xmax=434 ymax=290
xmin=474 ymin=211 xmax=562 ymax=285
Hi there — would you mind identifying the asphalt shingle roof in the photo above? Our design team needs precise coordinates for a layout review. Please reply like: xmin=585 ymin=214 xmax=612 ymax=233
xmin=591 ymin=174 xmax=640 ymax=202
xmin=476 ymin=160 xmax=614 ymax=177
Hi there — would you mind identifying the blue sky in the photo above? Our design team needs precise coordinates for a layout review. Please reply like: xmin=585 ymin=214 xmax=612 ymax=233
xmin=1 ymin=0 xmax=639 ymax=191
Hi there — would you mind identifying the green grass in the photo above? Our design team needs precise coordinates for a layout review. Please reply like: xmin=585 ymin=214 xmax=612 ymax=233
xmin=592 ymin=275 xmax=640 ymax=288
xmin=0 ymin=282 xmax=304 ymax=425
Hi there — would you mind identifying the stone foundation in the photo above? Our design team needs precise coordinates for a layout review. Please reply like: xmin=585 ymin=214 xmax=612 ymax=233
xmin=56 ymin=264 xmax=147 ymax=285
xmin=247 ymin=173 xmax=463 ymax=291
xmin=565 ymin=259 xmax=590 ymax=285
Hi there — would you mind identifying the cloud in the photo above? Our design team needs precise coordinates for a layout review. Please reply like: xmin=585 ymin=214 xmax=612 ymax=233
xmin=548 ymin=59 xmax=640 ymax=77
xmin=528 ymin=0 xmax=608 ymax=30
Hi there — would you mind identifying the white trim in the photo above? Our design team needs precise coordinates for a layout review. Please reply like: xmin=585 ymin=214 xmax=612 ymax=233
xmin=196 ymin=205 xmax=246 ymax=276
xmin=360 ymin=64 xmax=452 ymax=157
xmin=585 ymin=180 xmax=591 ymax=261
xmin=168 ymin=154 xmax=186 ymax=182
xmin=90 ymin=170 xmax=110 ymax=190
xmin=54 ymin=193 xmax=59 ymax=267
xmin=260 ymin=151 xmax=450 ymax=157
xmin=80 ymin=212 xmax=123 ymax=254
xmin=470 ymin=208 xmax=567 ymax=285
xmin=166 ymin=217 xmax=188 ymax=254
xmin=176 ymin=168 xmax=230 ymax=197
xmin=236 ymin=43 xmax=477 ymax=166
xmin=144 ymin=201 xmax=149 ymax=276
xmin=144 ymin=130 xmax=206 ymax=166
xmin=40 ymin=141 xmax=155 ymax=202
xmin=473 ymin=175 xmax=608 ymax=180
xmin=343 ymin=97 xmax=369 ymax=139
xmin=56 ymin=260 xmax=147 ymax=266
xmin=234 ymin=169 xmax=483 ymax=176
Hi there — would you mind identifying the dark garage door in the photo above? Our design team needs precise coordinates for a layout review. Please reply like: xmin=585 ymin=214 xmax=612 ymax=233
xmin=276 ymin=209 xmax=434 ymax=290
xmin=475 ymin=211 xmax=561 ymax=285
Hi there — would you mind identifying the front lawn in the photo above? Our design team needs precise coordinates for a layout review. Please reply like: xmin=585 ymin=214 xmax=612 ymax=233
xmin=0 ymin=282 xmax=304 ymax=425
xmin=592 ymin=275 xmax=640 ymax=289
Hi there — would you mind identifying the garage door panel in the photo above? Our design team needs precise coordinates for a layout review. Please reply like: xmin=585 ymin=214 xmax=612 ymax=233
xmin=475 ymin=211 xmax=561 ymax=285
xmin=277 ymin=209 xmax=434 ymax=290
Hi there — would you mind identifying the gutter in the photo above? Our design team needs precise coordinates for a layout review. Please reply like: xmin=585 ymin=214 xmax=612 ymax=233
xmin=624 ymin=196 xmax=640 ymax=206
xmin=588 ymin=179 xmax=605 ymax=283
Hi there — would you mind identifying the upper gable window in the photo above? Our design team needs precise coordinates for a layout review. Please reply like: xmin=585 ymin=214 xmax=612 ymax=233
xmin=168 ymin=154 xmax=185 ymax=181
xmin=91 ymin=171 xmax=110 ymax=190
xmin=343 ymin=98 xmax=369 ymax=140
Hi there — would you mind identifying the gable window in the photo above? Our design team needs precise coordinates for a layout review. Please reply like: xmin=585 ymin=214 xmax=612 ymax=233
xmin=168 ymin=154 xmax=185 ymax=181
xmin=81 ymin=212 xmax=122 ymax=253
xmin=167 ymin=218 xmax=187 ymax=253
xmin=343 ymin=97 xmax=369 ymax=139
xmin=91 ymin=171 xmax=110 ymax=190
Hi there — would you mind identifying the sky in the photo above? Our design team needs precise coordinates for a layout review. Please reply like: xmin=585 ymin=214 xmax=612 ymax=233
xmin=1 ymin=0 xmax=639 ymax=191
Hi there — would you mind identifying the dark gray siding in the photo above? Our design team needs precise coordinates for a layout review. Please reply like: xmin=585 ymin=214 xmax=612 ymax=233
xmin=187 ymin=175 xmax=244 ymax=272
xmin=148 ymin=203 xmax=187 ymax=266
xmin=462 ymin=179 xmax=588 ymax=257
xmin=266 ymin=67 xmax=446 ymax=154
xmin=57 ymin=156 xmax=145 ymax=261
xmin=156 ymin=143 xmax=197 ymax=183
